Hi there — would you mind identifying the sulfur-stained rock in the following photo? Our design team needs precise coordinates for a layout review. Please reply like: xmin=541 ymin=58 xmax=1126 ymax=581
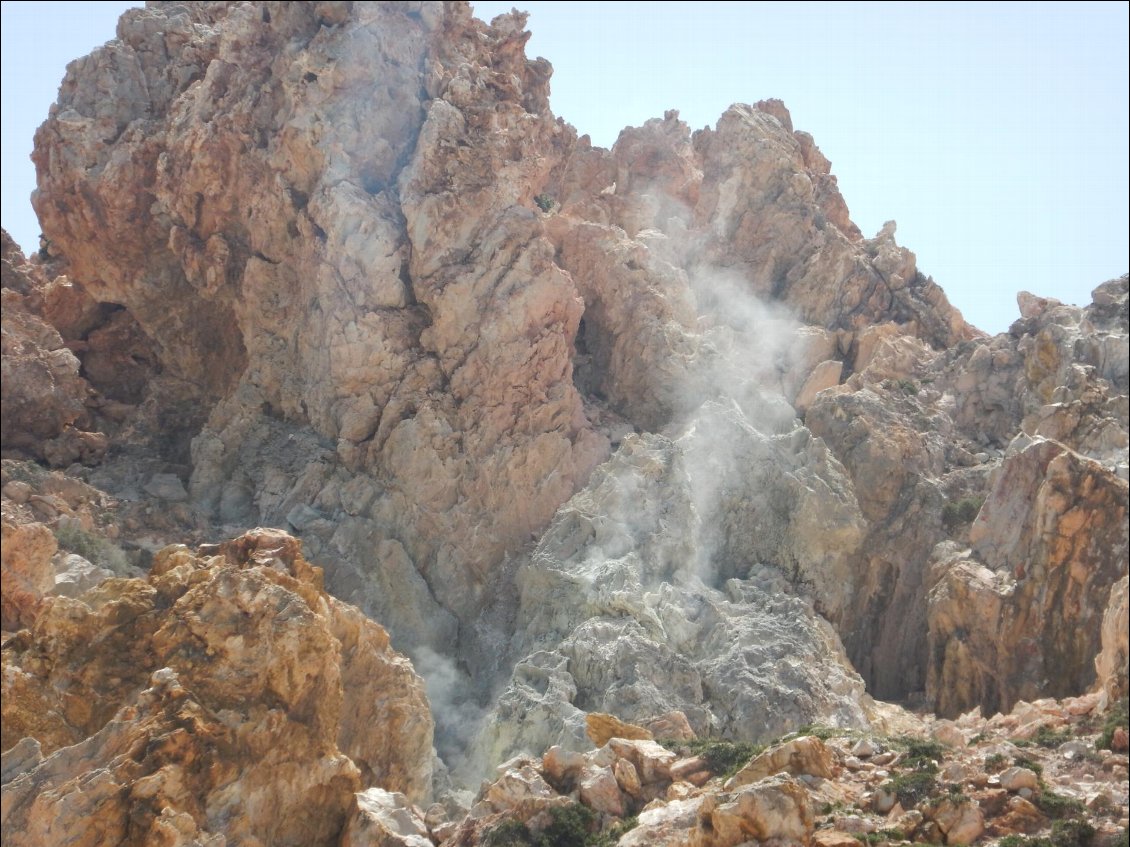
xmin=1 ymin=529 xmax=433 ymax=844
xmin=710 ymin=774 xmax=814 ymax=845
xmin=726 ymin=735 xmax=836 ymax=788
xmin=927 ymin=437 xmax=1129 ymax=716
xmin=586 ymin=712 xmax=654 ymax=747
xmin=0 ymin=518 xmax=57 ymax=631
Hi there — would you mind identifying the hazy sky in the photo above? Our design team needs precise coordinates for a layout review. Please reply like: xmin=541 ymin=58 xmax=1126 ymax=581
xmin=2 ymin=1 xmax=1126 ymax=335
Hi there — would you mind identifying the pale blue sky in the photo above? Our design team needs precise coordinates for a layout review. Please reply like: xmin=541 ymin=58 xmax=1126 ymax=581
xmin=3 ymin=1 xmax=1126 ymax=334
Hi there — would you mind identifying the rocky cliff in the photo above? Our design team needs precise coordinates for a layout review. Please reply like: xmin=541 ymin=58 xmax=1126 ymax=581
xmin=1 ymin=1 xmax=1127 ymax=844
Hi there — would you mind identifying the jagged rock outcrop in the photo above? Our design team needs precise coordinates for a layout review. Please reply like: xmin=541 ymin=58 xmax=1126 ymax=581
xmin=1 ymin=528 xmax=433 ymax=844
xmin=13 ymin=0 xmax=1128 ymax=796
xmin=926 ymin=436 xmax=1128 ymax=716
xmin=0 ymin=231 xmax=106 ymax=466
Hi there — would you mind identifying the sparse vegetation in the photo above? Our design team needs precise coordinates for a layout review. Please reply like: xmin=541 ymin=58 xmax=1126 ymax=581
xmin=658 ymin=737 xmax=763 ymax=780
xmin=482 ymin=805 xmax=633 ymax=847
xmin=996 ymin=819 xmax=1095 ymax=847
xmin=1012 ymin=755 xmax=1043 ymax=776
xmin=1031 ymin=725 xmax=1075 ymax=748
xmin=897 ymin=378 xmax=919 ymax=395
xmin=1097 ymin=698 xmax=1128 ymax=751
xmin=2 ymin=459 xmax=49 ymax=486
xmin=885 ymin=771 xmax=938 ymax=807
xmin=53 ymin=522 xmax=133 ymax=576
xmin=942 ymin=496 xmax=983 ymax=529
xmin=898 ymin=738 xmax=946 ymax=769
xmin=790 ymin=724 xmax=854 ymax=742
xmin=1034 ymin=789 xmax=1085 ymax=821
xmin=483 ymin=819 xmax=535 ymax=847
xmin=534 ymin=193 xmax=556 ymax=213
xmin=984 ymin=753 xmax=1007 ymax=771
xmin=587 ymin=816 xmax=638 ymax=847
xmin=856 ymin=829 xmax=907 ymax=845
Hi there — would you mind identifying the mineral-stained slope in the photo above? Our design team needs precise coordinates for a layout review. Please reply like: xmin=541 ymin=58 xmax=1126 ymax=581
xmin=8 ymin=0 xmax=1128 ymax=810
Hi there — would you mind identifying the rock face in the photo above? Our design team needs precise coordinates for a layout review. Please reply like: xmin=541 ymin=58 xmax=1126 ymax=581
xmin=6 ymin=0 xmax=1127 ymax=806
xmin=1 ymin=528 xmax=433 ymax=845
xmin=927 ymin=437 xmax=1129 ymax=716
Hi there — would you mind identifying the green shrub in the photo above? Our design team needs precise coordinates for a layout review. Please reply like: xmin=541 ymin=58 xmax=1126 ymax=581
xmin=1034 ymin=789 xmax=1085 ymax=820
xmin=1031 ymin=726 xmax=1074 ymax=748
xmin=483 ymin=819 xmax=535 ymax=847
xmin=984 ymin=753 xmax=1006 ymax=771
xmin=658 ymin=737 xmax=763 ymax=780
xmin=53 ymin=522 xmax=133 ymax=576
xmin=2 ymin=459 xmax=48 ymax=485
xmin=886 ymin=771 xmax=938 ymax=807
xmin=893 ymin=738 xmax=944 ymax=772
xmin=791 ymin=724 xmax=852 ymax=741
xmin=587 ymin=816 xmax=638 ymax=847
xmin=996 ymin=820 xmax=1097 ymax=847
xmin=1049 ymin=819 xmax=1096 ymax=847
xmin=1012 ymin=755 xmax=1043 ymax=776
xmin=539 ymin=804 xmax=595 ymax=847
xmin=897 ymin=378 xmax=919 ymax=395
xmin=1097 ymin=698 xmax=1128 ymax=751
xmin=942 ymin=497 xmax=983 ymax=529
xmin=534 ymin=193 xmax=556 ymax=213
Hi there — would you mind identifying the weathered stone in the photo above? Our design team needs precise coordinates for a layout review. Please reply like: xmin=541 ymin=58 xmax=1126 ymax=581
xmin=1095 ymin=576 xmax=1129 ymax=706
xmin=586 ymin=712 xmax=653 ymax=747
xmin=1 ymin=530 xmax=433 ymax=843
xmin=578 ymin=765 xmax=624 ymax=816
xmin=1 ymin=518 xmax=57 ymax=630
xmin=711 ymin=774 xmax=813 ymax=845
xmin=999 ymin=767 xmax=1040 ymax=793
xmin=931 ymin=797 xmax=984 ymax=845
xmin=727 ymin=736 xmax=836 ymax=789
xmin=341 ymin=788 xmax=432 ymax=847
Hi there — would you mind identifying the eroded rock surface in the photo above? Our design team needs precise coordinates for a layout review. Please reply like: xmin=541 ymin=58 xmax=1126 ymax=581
xmin=7 ymin=0 xmax=1126 ymax=808
xmin=1 ymin=528 xmax=433 ymax=845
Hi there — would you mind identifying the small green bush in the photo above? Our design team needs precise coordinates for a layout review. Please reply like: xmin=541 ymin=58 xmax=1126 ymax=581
xmin=53 ymin=522 xmax=133 ymax=576
xmin=984 ymin=753 xmax=1007 ymax=771
xmin=886 ymin=771 xmax=938 ymax=807
xmin=791 ymin=724 xmax=852 ymax=741
xmin=534 ymin=193 xmax=556 ymax=213
xmin=1097 ymin=698 xmax=1128 ymax=751
xmin=942 ymin=497 xmax=983 ymax=529
xmin=2 ymin=459 xmax=48 ymax=485
xmin=1012 ymin=755 xmax=1043 ymax=776
xmin=587 ymin=817 xmax=638 ymax=847
xmin=539 ymin=804 xmax=595 ymax=847
xmin=1034 ymin=789 xmax=1085 ymax=820
xmin=996 ymin=820 xmax=1096 ymax=847
xmin=1049 ymin=819 xmax=1096 ymax=847
xmin=483 ymin=819 xmax=535 ymax=847
xmin=1031 ymin=726 xmax=1074 ymax=748
xmin=658 ymin=737 xmax=763 ymax=780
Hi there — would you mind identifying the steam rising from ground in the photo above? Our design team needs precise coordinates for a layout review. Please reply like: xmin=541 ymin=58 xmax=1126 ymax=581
xmin=411 ymin=646 xmax=487 ymax=773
